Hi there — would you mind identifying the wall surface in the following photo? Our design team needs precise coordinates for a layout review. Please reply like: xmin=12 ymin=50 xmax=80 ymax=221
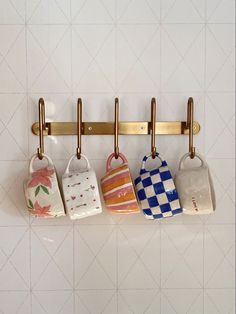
xmin=0 ymin=0 xmax=235 ymax=313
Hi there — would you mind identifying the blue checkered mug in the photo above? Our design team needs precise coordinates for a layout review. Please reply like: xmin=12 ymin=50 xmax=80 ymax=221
xmin=135 ymin=153 xmax=182 ymax=219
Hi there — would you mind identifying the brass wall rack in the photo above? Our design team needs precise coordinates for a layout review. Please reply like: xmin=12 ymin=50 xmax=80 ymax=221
xmin=32 ymin=98 xmax=200 ymax=137
xmin=32 ymin=120 xmax=201 ymax=136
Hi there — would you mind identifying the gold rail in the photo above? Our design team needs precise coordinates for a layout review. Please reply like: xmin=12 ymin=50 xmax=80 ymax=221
xmin=32 ymin=120 xmax=200 ymax=136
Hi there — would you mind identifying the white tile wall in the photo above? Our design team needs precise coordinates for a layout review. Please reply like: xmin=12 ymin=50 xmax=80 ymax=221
xmin=0 ymin=0 xmax=235 ymax=313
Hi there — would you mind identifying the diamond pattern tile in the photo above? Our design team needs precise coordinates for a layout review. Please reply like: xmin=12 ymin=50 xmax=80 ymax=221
xmin=0 ymin=162 xmax=29 ymax=224
xmin=33 ymin=291 xmax=73 ymax=314
xmin=31 ymin=226 xmax=73 ymax=290
xmin=72 ymin=24 xmax=115 ymax=92
xmin=27 ymin=0 xmax=70 ymax=25
xmin=161 ymin=225 xmax=204 ymax=288
xmin=76 ymin=290 xmax=116 ymax=313
xmin=204 ymin=289 xmax=235 ymax=314
xmin=119 ymin=289 xmax=160 ymax=314
xmin=0 ymin=0 xmax=235 ymax=313
xmin=161 ymin=289 xmax=203 ymax=314
xmin=72 ymin=0 xmax=115 ymax=24
xmin=0 ymin=0 xmax=25 ymax=24
xmin=162 ymin=0 xmax=205 ymax=23
xmin=0 ymin=292 xmax=30 ymax=314
xmin=117 ymin=24 xmax=160 ymax=93
xmin=118 ymin=0 xmax=158 ymax=23
xmin=204 ymin=225 xmax=235 ymax=289
xmin=0 ymin=227 xmax=29 ymax=290
xmin=206 ymin=0 xmax=235 ymax=23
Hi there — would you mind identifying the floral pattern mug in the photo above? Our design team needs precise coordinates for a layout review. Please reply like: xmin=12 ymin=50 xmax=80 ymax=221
xmin=24 ymin=154 xmax=65 ymax=218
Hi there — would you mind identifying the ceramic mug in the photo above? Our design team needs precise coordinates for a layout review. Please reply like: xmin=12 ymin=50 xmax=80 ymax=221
xmin=135 ymin=153 xmax=182 ymax=219
xmin=174 ymin=153 xmax=216 ymax=214
xmin=62 ymin=154 xmax=102 ymax=220
xmin=101 ymin=153 xmax=139 ymax=214
xmin=24 ymin=153 xmax=65 ymax=218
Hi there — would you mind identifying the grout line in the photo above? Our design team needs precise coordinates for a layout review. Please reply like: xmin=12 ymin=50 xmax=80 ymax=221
xmin=0 ymin=287 xmax=234 ymax=292
xmin=115 ymin=0 xmax=117 ymax=97
xmin=0 ymin=22 xmax=235 ymax=26
xmin=116 ymin=227 xmax=118 ymax=314
xmin=160 ymin=219 xmax=162 ymax=313
xmin=1 ymin=223 xmax=235 ymax=228
xmin=73 ymin=223 xmax=75 ymax=314
xmin=203 ymin=223 xmax=205 ymax=313
xmin=0 ymin=91 xmax=234 ymax=95
xmin=203 ymin=2 xmax=207 ymax=312
xmin=115 ymin=2 xmax=118 ymax=311
xmin=160 ymin=4 xmax=162 ymax=314
xmin=69 ymin=2 xmax=76 ymax=314
xmin=24 ymin=0 xmax=33 ymax=312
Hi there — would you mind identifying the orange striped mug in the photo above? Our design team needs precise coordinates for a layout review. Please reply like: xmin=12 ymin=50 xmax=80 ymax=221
xmin=101 ymin=153 xmax=139 ymax=214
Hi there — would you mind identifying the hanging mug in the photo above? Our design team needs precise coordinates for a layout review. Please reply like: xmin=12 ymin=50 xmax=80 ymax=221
xmin=101 ymin=153 xmax=139 ymax=214
xmin=135 ymin=153 xmax=182 ymax=219
xmin=62 ymin=154 xmax=102 ymax=220
xmin=174 ymin=153 xmax=216 ymax=214
xmin=24 ymin=154 xmax=65 ymax=218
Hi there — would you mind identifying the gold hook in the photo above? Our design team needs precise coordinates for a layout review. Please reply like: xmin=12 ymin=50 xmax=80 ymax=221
xmin=114 ymin=97 xmax=119 ymax=159
xmin=151 ymin=97 xmax=157 ymax=159
xmin=187 ymin=97 xmax=195 ymax=159
xmin=76 ymin=98 xmax=82 ymax=159
xmin=37 ymin=98 xmax=46 ymax=160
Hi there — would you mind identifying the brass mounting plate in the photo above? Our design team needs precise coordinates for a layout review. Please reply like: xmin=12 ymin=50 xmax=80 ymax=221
xmin=32 ymin=121 xmax=200 ymax=136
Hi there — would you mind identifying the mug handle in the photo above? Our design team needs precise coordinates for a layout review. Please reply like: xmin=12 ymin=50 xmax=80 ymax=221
xmin=65 ymin=154 xmax=91 ymax=175
xmin=29 ymin=153 xmax=54 ymax=174
xmin=106 ymin=152 xmax=128 ymax=172
xmin=179 ymin=152 xmax=205 ymax=170
xmin=140 ymin=152 xmax=164 ymax=173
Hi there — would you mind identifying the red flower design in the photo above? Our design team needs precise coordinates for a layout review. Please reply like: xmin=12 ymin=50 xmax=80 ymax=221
xmin=28 ymin=167 xmax=54 ymax=188
xmin=29 ymin=201 xmax=52 ymax=217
